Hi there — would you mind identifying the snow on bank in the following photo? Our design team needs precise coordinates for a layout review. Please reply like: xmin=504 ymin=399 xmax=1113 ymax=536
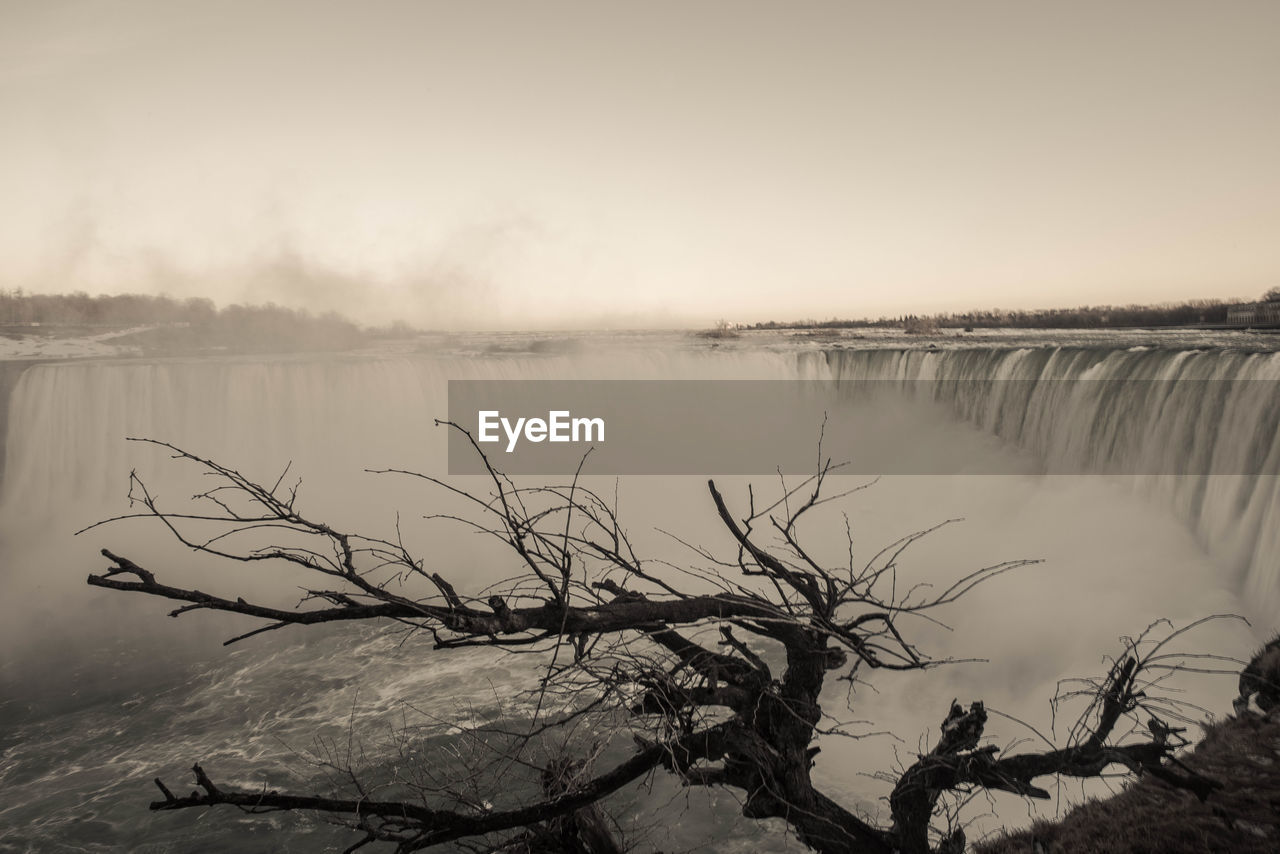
xmin=0 ymin=326 xmax=146 ymax=360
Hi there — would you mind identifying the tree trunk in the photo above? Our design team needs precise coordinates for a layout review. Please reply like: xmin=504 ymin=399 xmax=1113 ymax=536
xmin=727 ymin=631 xmax=893 ymax=854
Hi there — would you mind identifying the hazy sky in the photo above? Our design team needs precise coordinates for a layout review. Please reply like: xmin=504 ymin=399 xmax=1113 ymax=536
xmin=2 ymin=1 xmax=1278 ymax=328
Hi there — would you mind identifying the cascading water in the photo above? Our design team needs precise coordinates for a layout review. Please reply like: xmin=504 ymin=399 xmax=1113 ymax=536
xmin=0 ymin=346 xmax=811 ymax=517
xmin=0 ymin=333 xmax=1271 ymax=852
xmin=3 ymin=340 xmax=1278 ymax=661
xmin=3 ymin=338 xmax=1276 ymax=687
xmin=819 ymin=346 xmax=1280 ymax=612
xmin=0 ymin=345 xmax=814 ymax=700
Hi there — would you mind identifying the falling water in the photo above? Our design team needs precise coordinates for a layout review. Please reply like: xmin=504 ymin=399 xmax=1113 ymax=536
xmin=820 ymin=346 xmax=1280 ymax=609
xmin=0 ymin=334 xmax=1272 ymax=851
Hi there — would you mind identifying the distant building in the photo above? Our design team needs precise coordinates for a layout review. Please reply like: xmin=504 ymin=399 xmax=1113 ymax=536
xmin=1228 ymin=305 xmax=1254 ymax=325
xmin=1227 ymin=301 xmax=1280 ymax=327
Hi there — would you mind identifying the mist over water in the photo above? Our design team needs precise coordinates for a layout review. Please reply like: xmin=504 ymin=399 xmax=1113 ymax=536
xmin=0 ymin=331 xmax=1270 ymax=850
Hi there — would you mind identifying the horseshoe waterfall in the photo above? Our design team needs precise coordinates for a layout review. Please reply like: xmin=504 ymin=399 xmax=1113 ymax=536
xmin=0 ymin=335 xmax=1275 ymax=852
xmin=5 ymin=343 xmax=1279 ymax=610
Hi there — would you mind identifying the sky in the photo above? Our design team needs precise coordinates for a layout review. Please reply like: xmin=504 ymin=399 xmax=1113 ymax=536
xmin=1 ymin=0 xmax=1278 ymax=329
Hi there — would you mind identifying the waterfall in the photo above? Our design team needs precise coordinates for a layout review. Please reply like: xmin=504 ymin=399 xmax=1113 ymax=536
xmin=1 ymin=341 xmax=1277 ymax=665
xmin=0 ymin=360 xmax=34 ymax=483
xmin=821 ymin=346 xmax=1280 ymax=609
xmin=0 ymin=344 xmax=809 ymax=705
xmin=1 ymin=340 xmax=1269 ymax=853
xmin=0 ymin=347 xmax=806 ymax=518
xmin=0 ymin=340 xmax=1269 ymax=829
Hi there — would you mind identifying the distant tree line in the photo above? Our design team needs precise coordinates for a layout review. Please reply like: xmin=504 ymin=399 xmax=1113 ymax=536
xmin=0 ymin=289 xmax=222 ymax=327
xmin=749 ymin=298 xmax=1241 ymax=331
xmin=0 ymin=289 xmax=388 ymax=354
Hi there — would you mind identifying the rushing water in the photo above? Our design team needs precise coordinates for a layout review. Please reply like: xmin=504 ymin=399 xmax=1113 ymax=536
xmin=0 ymin=330 xmax=1273 ymax=851
xmin=818 ymin=345 xmax=1280 ymax=608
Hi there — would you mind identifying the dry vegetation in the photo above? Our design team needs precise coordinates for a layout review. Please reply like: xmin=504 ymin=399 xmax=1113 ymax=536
xmin=81 ymin=432 xmax=1248 ymax=854
xmin=977 ymin=710 xmax=1280 ymax=854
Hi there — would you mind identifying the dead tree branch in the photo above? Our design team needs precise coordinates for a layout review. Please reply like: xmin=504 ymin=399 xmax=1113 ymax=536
xmin=85 ymin=429 xmax=1232 ymax=854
